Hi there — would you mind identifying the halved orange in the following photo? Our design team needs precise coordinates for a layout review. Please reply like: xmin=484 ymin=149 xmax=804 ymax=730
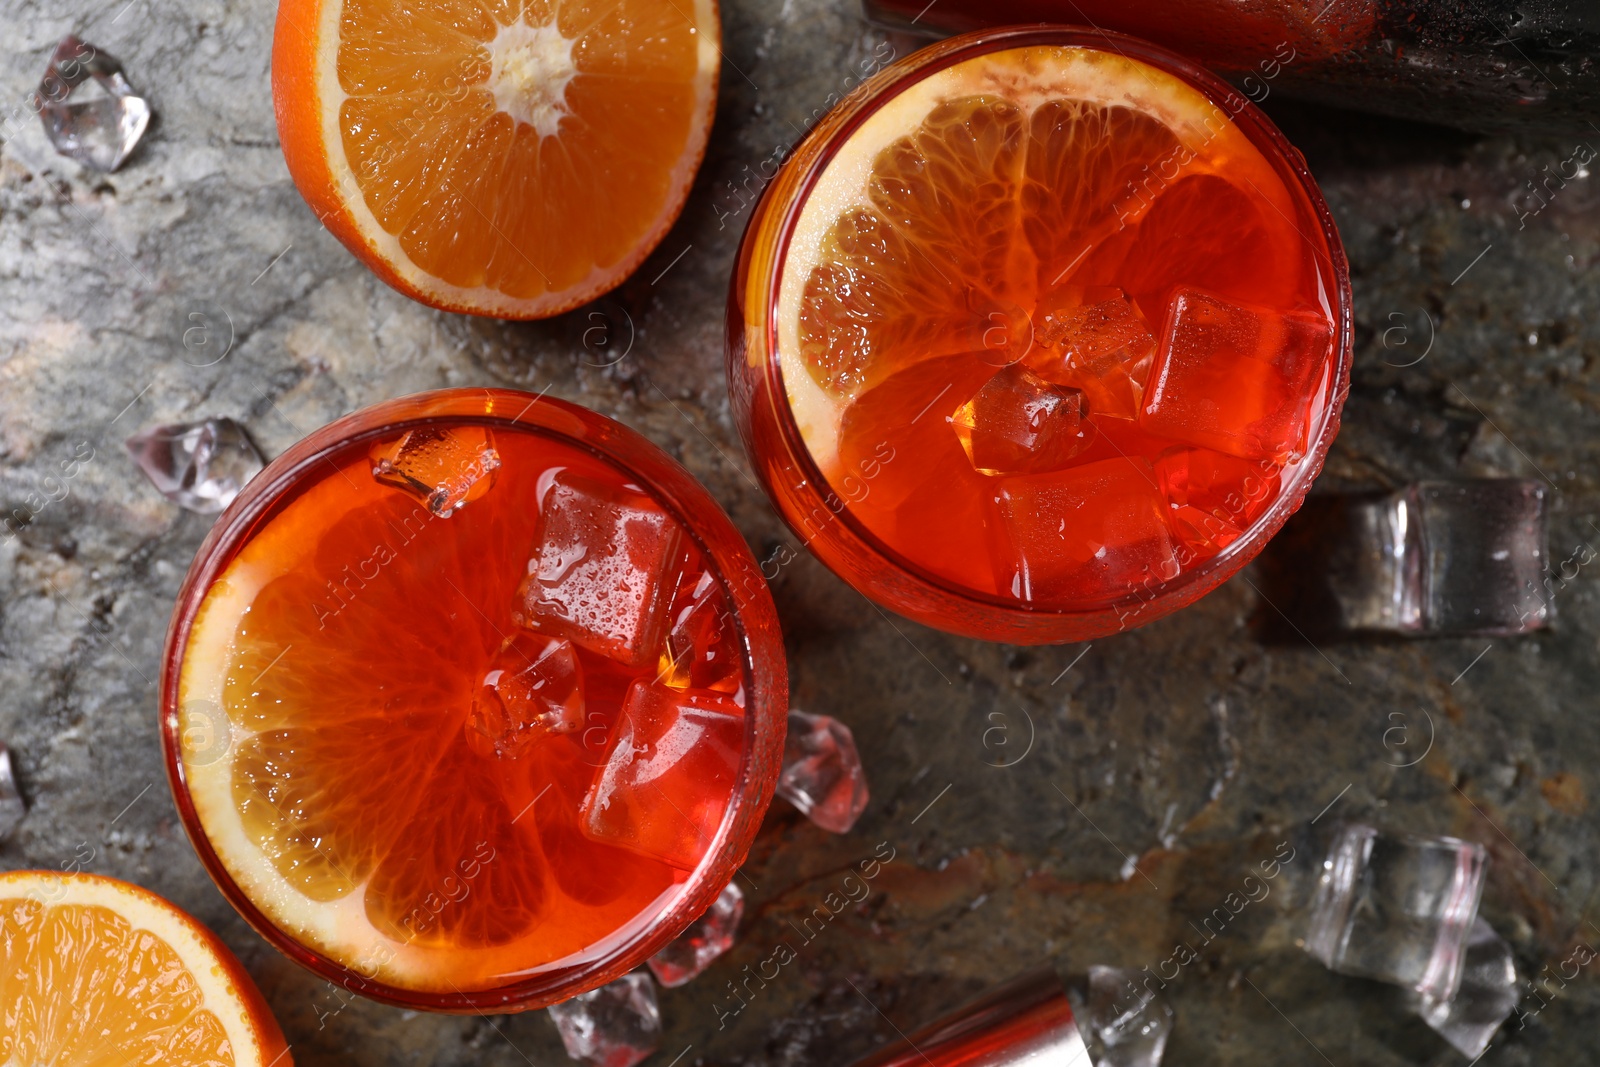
xmin=273 ymin=0 xmax=719 ymax=318
xmin=0 ymin=870 xmax=289 ymax=1066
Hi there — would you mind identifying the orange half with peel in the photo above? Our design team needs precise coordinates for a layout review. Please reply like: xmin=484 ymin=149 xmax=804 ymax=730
xmin=273 ymin=0 xmax=719 ymax=318
xmin=0 ymin=870 xmax=290 ymax=1067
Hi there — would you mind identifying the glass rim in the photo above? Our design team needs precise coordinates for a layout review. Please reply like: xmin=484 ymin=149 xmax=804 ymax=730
xmin=752 ymin=24 xmax=1356 ymax=623
xmin=158 ymin=387 xmax=788 ymax=1012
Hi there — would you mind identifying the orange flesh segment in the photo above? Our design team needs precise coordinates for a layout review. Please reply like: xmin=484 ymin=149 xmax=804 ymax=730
xmin=784 ymin=45 xmax=1336 ymax=604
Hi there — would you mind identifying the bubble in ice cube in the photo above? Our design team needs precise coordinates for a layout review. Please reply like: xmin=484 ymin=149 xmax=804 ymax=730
xmin=34 ymin=36 xmax=151 ymax=172
xmin=1304 ymin=823 xmax=1488 ymax=1002
xmin=1412 ymin=917 xmax=1519 ymax=1059
xmin=949 ymin=364 xmax=1094 ymax=475
xmin=580 ymin=681 xmax=743 ymax=870
xmin=991 ymin=458 xmax=1178 ymax=603
xmin=647 ymin=880 xmax=744 ymax=987
xmin=660 ymin=570 xmax=742 ymax=695
xmin=547 ymin=971 xmax=661 ymax=1067
xmin=1140 ymin=289 xmax=1332 ymax=460
xmin=125 ymin=418 xmax=265 ymax=514
xmin=776 ymin=710 xmax=868 ymax=834
xmin=466 ymin=633 xmax=584 ymax=759
xmin=1029 ymin=287 xmax=1157 ymax=421
xmin=371 ymin=426 xmax=501 ymax=517
xmin=515 ymin=472 xmax=683 ymax=669
xmin=0 ymin=743 xmax=26 ymax=841
xmin=1084 ymin=965 xmax=1173 ymax=1067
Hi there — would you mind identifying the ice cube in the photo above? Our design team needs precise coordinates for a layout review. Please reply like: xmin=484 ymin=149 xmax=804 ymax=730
xmin=1140 ymin=290 xmax=1333 ymax=460
xmin=1029 ymin=287 xmax=1157 ymax=421
xmin=547 ymin=971 xmax=661 ymax=1067
xmin=580 ymin=682 xmax=743 ymax=870
xmin=1304 ymin=824 xmax=1488 ymax=1001
xmin=660 ymin=570 xmax=742 ymax=694
xmin=466 ymin=633 xmax=584 ymax=759
xmin=949 ymin=364 xmax=1094 ymax=475
xmin=1084 ymin=965 xmax=1173 ymax=1067
xmin=1412 ymin=917 xmax=1519 ymax=1059
xmin=515 ymin=472 xmax=684 ymax=669
xmin=1319 ymin=481 xmax=1549 ymax=635
xmin=647 ymin=880 xmax=744 ymax=987
xmin=1416 ymin=480 xmax=1550 ymax=634
xmin=992 ymin=458 xmax=1179 ymax=603
xmin=0 ymin=743 xmax=26 ymax=840
xmin=125 ymin=418 xmax=265 ymax=514
xmin=1155 ymin=447 xmax=1278 ymax=556
xmin=34 ymin=36 xmax=151 ymax=172
xmin=776 ymin=710 xmax=868 ymax=834
xmin=370 ymin=426 xmax=501 ymax=517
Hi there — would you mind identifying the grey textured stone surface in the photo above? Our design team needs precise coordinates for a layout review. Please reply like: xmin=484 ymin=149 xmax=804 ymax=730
xmin=1 ymin=1 xmax=1597 ymax=1064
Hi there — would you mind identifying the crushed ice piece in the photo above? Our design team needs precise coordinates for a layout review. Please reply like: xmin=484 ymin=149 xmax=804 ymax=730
xmin=1030 ymin=287 xmax=1157 ymax=421
xmin=991 ymin=457 xmax=1178 ymax=603
xmin=34 ymin=35 xmax=151 ymax=172
xmin=1413 ymin=916 xmax=1519 ymax=1059
xmin=0 ymin=744 xmax=26 ymax=840
xmin=547 ymin=971 xmax=661 ymax=1067
xmin=1084 ymin=964 xmax=1173 ymax=1067
xmin=370 ymin=426 xmax=501 ymax=517
xmin=950 ymin=363 xmax=1094 ymax=475
xmin=776 ymin=710 xmax=868 ymax=834
xmin=1139 ymin=289 xmax=1332 ymax=460
xmin=515 ymin=471 xmax=683 ymax=669
xmin=660 ymin=570 xmax=742 ymax=694
xmin=124 ymin=418 xmax=264 ymax=514
xmin=466 ymin=633 xmax=584 ymax=759
xmin=1320 ymin=480 xmax=1549 ymax=635
xmin=1305 ymin=823 xmax=1488 ymax=1001
xmin=580 ymin=681 xmax=744 ymax=870
xmin=647 ymin=880 xmax=744 ymax=987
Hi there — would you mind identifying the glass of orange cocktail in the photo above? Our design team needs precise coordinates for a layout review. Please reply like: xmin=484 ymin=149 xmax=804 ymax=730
xmin=728 ymin=27 xmax=1353 ymax=644
xmin=159 ymin=389 xmax=787 ymax=1011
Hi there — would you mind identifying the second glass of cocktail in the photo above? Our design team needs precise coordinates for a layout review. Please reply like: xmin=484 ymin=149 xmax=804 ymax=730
xmin=728 ymin=26 xmax=1353 ymax=643
xmin=160 ymin=389 xmax=787 ymax=1011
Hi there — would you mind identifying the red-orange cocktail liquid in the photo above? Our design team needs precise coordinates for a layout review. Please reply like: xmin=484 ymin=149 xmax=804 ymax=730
xmin=163 ymin=391 xmax=785 ymax=1009
xmin=729 ymin=29 xmax=1351 ymax=642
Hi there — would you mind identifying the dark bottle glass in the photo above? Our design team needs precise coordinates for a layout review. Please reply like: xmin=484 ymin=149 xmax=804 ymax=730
xmin=863 ymin=0 xmax=1600 ymax=134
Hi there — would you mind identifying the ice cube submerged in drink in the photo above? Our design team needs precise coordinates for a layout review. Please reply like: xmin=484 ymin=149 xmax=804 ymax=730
xmin=730 ymin=28 xmax=1350 ymax=642
xmin=163 ymin=390 xmax=785 ymax=1008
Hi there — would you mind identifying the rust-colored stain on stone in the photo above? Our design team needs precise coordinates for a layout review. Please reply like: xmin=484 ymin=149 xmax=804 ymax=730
xmin=1541 ymin=772 xmax=1587 ymax=816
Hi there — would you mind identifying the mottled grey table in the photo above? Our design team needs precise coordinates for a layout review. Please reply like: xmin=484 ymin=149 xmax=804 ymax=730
xmin=1 ymin=0 xmax=1596 ymax=1063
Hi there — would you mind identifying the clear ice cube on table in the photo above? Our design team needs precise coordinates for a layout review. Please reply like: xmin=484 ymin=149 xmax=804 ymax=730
xmin=1029 ymin=287 xmax=1157 ymax=421
xmin=949 ymin=364 xmax=1094 ymax=475
xmin=124 ymin=418 xmax=264 ymax=514
xmin=777 ymin=710 xmax=869 ymax=834
xmin=1304 ymin=823 xmax=1488 ymax=1002
xmin=1139 ymin=289 xmax=1332 ymax=460
xmin=371 ymin=426 xmax=501 ymax=516
xmin=547 ymin=971 xmax=661 ymax=1067
xmin=515 ymin=472 xmax=684 ymax=669
xmin=1412 ymin=917 xmax=1519 ymax=1059
xmin=1083 ymin=965 xmax=1173 ymax=1067
xmin=0 ymin=744 xmax=26 ymax=840
xmin=991 ymin=458 xmax=1178 ymax=603
xmin=662 ymin=570 xmax=742 ymax=694
xmin=1321 ymin=481 xmax=1550 ymax=635
xmin=35 ymin=36 xmax=150 ymax=172
xmin=647 ymin=880 xmax=744 ymax=987
xmin=466 ymin=633 xmax=584 ymax=759
xmin=580 ymin=682 xmax=743 ymax=870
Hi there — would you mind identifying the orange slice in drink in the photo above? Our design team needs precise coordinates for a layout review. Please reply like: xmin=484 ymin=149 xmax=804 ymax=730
xmin=174 ymin=432 xmax=686 ymax=992
xmin=0 ymin=870 xmax=289 ymax=1066
xmin=778 ymin=44 xmax=1310 ymax=476
xmin=273 ymin=0 xmax=718 ymax=318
